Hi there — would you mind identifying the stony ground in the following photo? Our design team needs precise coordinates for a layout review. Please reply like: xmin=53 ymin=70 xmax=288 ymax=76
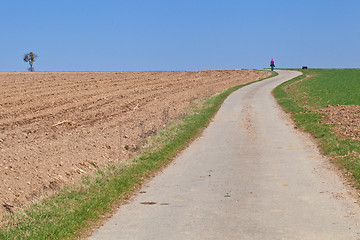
xmin=0 ymin=70 xmax=269 ymax=215
xmin=317 ymin=105 xmax=360 ymax=140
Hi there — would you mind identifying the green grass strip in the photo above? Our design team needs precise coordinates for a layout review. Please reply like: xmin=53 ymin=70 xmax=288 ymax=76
xmin=274 ymin=69 xmax=360 ymax=188
xmin=0 ymin=71 xmax=276 ymax=239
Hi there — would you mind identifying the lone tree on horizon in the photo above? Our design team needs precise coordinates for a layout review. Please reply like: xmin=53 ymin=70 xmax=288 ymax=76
xmin=23 ymin=52 xmax=38 ymax=72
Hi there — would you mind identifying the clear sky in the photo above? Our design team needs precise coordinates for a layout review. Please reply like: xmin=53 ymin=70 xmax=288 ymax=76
xmin=1 ymin=0 xmax=359 ymax=71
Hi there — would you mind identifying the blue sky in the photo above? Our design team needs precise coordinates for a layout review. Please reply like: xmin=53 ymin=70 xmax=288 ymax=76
xmin=1 ymin=0 xmax=359 ymax=71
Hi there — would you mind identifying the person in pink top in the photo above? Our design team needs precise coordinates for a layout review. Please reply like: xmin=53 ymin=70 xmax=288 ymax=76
xmin=270 ymin=59 xmax=275 ymax=71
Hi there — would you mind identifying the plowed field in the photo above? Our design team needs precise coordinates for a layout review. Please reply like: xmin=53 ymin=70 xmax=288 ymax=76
xmin=0 ymin=70 xmax=269 ymax=215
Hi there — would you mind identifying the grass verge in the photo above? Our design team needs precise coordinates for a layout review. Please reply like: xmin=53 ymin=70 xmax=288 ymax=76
xmin=274 ymin=69 xmax=360 ymax=187
xmin=0 ymin=71 xmax=277 ymax=239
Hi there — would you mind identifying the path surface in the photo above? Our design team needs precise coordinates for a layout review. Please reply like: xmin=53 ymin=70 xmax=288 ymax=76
xmin=89 ymin=70 xmax=360 ymax=240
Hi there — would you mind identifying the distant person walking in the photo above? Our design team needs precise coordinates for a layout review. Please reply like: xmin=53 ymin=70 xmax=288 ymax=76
xmin=270 ymin=59 xmax=275 ymax=71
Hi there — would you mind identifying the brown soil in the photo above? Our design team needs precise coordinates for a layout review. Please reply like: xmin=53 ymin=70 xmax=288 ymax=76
xmin=317 ymin=105 xmax=360 ymax=140
xmin=0 ymin=70 xmax=269 ymax=215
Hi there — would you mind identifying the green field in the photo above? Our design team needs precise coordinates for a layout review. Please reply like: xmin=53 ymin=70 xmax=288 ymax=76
xmin=274 ymin=69 xmax=360 ymax=186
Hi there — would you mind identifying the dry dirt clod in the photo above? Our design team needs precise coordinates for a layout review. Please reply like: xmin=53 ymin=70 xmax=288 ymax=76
xmin=2 ymin=203 xmax=14 ymax=213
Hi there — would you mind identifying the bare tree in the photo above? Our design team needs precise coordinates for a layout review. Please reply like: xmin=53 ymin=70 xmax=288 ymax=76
xmin=23 ymin=52 xmax=38 ymax=72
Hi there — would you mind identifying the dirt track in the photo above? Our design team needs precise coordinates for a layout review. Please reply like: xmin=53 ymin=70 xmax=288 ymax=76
xmin=0 ymin=70 xmax=269 ymax=215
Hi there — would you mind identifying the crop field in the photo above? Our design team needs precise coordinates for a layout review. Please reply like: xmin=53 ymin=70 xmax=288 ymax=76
xmin=274 ymin=69 xmax=360 ymax=186
xmin=0 ymin=70 xmax=269 ymax=216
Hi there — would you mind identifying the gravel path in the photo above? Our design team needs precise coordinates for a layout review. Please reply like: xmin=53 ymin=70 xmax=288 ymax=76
xmin=89 ymin=70 xmax=360 ymax=240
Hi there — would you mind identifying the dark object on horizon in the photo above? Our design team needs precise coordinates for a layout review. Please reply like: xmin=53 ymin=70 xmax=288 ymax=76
xmin=23 ymin=52 xmax=39 ymax=72
xmin=302 ymin=66 xmax=308 ymax=69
